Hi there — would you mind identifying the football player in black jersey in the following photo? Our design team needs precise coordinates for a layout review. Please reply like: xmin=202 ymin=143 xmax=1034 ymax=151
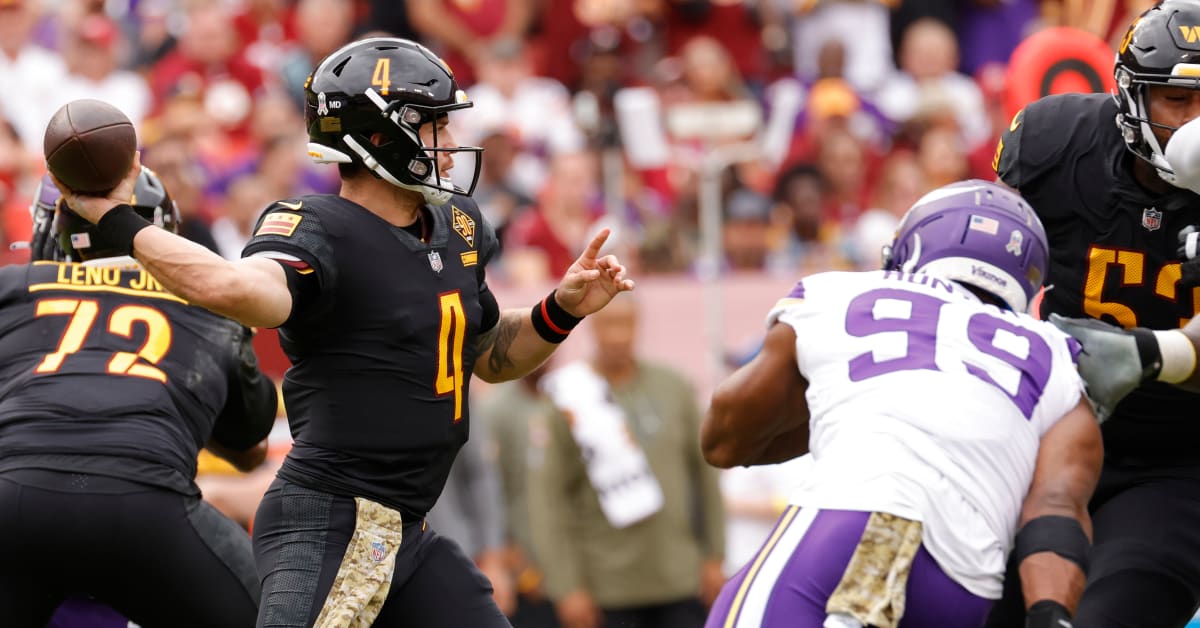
xmin=986 ymin=2 xmax=1200 ymax=626
xmin=0 ymin=171 xmax=277 ymax=627
xmin=52 ymin=37 xmax=635 ymax=628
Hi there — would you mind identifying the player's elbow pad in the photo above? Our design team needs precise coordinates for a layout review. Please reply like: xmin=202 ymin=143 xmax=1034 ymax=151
xmin=1013 ymin=515 xmax=1090 ymax=574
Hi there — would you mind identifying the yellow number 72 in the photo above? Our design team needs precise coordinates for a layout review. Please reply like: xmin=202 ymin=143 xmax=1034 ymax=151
xmin=35 ymin=298 xmax=172 ymax=383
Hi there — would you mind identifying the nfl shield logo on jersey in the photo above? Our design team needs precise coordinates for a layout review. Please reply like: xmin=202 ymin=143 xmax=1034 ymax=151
xmin=370 ymin=541 xmax=386 ymax=562
xmin=1142 ymin=207 xmax=1162 ymax=231
xmin=428 ymin=251 xmax=443 ymax=273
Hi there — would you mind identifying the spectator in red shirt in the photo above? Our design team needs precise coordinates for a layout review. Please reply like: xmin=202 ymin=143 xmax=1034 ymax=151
xmin=663 ymin=0 xmax=770 ymax=88
xmin=149 ymin=1 xmax=264 ymax=136
xmin=233 ymin=0 xmax=297 ymax=81
xmin=406 ymin=0 xmax=536 ymax=87
xmin=505 ymin=150 xmax=602 ymax=285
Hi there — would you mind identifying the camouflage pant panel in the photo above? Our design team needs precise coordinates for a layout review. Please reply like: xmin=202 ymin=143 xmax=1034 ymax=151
xmin=313 ymin=497 xmax=405 ymax=628
xmin=825 ymin=512 xmax=924 ymax=628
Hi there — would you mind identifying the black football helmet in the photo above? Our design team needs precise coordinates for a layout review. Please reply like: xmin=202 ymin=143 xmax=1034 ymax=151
xmin=304 ymin=37 xmax=482 ymax=205
xmin=42 ymin=167 xmax=181 ymax=262
xmin=1115 ymin=0 xmax=1200 ymax=186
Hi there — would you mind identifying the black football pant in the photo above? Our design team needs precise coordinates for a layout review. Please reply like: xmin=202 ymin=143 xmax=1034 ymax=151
xmin=253 ymin=477 xmax=511 ymax=627
xmin=0 ymin=468 xmax=260 ymax=627
xmin=986 ymin=460 xmax=1200 ymax=628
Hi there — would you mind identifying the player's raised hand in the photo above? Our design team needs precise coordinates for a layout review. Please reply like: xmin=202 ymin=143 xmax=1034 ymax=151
xmin=50 ymin=153 xmax=141 ymax=224
xmin=555 ymin=228 xmax=636 ymax=317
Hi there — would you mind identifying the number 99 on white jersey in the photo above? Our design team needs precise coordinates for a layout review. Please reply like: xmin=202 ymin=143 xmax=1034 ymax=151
xmin=767 ymin=269 xmax=1086 ymax=599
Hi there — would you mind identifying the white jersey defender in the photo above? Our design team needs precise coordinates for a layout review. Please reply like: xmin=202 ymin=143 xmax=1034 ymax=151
xmin=771 ymin=269 xmax=1086 ymax=598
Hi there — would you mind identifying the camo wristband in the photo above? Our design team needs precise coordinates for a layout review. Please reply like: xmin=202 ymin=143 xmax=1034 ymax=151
xmin=531 ymin=290 xmax=583 ymax=344
xmin=96 ymin=204 xmax=152 ymax=256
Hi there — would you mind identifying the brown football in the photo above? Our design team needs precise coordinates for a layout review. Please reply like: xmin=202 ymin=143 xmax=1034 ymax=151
xmin=43 ymin=99 xmax=137 ymax=195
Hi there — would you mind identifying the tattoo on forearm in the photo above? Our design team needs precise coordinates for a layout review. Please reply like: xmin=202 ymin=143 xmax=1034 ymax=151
xmin=483 ymin=312 xmax=521 ymax=374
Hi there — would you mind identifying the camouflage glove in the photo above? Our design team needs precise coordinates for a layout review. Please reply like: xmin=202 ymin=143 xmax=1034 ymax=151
xmin=1048 ymin=313 xmax=1161 ymax=423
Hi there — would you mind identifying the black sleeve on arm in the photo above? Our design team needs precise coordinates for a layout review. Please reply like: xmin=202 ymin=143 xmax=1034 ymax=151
xmin=478 ymin=282 xmax=500 ymax=334
xmin=995 ymin=96 xmax=1079 ymax=190
xmin=210 ymin=326 xmax=278 ymax=451
xmin=994 ymin=107 xmax=1027 ymax=187
xmin=474 ymin=201 xmax=502 ymax=334
xmin=241 ymin=200 xmax=337 ymax=327
xmin=275 ymin=258 xmax=327 ymax=325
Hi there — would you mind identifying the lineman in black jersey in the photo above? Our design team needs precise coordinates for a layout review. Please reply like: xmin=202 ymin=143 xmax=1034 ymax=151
xmin=0 ymin=171 xmax=277 ymax=626
xmin=986 ymin=3 xmax=1200 ymax=626
xmin=51 ymin=37 xmax=635 ymax=627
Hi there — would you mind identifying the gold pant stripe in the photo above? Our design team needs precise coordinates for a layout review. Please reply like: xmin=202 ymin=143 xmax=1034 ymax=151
xmin=723 ymin=505 xmax=801 ymax=628
xmin=314 ymin=497 xmax=405 ymax=628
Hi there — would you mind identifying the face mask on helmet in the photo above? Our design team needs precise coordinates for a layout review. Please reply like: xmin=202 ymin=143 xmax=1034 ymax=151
xmin=882 ymin=180 xmax=1049 ymax=313
xmin=27 ymin=174 xmax=63 ymax=261
xmin=54 ymin=166 xmax=181 ymax=262
xmin=303 ymin=37 xmax=483 ymax=205
xmin=1114 ymin=0 xmax=1200 ymax=189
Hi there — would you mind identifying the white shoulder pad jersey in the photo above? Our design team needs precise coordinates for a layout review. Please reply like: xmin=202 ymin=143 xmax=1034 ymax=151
xmin=769 ymin=270 xmax=1086 ymax=600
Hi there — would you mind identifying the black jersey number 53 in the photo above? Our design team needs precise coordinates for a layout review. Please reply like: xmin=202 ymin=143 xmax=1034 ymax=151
xmin=1084 ymin=245 xmax=1200 ymax=328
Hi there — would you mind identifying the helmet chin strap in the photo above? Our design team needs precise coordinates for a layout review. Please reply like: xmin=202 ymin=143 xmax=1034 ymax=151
xmin=1130 ymin=90 xmax=1183 ymax=185
xmin=1145 ymin=126 xmax=1180 ymax=185
xmin=342 ymin=136 xmax=455 ymax=204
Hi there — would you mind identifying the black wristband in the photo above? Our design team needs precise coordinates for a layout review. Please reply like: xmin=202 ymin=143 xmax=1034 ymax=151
xmin=1014 ymin=515 xmax=1090 ymax=574
xmin=1025 ymin=600 xmax=1072 ymax=628
xmin=531 ymin=290 xmax=583 ymax=344
xmin=1131 ymin=327 xmax=1164 ymax=380
xmin=96 ymin=204 xmax=153 ymax=256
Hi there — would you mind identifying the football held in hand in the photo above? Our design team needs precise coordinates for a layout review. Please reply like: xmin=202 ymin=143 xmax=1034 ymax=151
xmin=43 ymin=99 xmax=137 ymax=195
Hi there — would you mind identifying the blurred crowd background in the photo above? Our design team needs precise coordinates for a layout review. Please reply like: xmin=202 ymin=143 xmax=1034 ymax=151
xmin=0 ymin=0 xmax=1152 ymax=625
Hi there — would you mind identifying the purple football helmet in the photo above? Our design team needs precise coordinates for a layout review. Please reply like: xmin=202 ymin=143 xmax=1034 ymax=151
xmin=882 ymin=180 xmax=1049 ymax=313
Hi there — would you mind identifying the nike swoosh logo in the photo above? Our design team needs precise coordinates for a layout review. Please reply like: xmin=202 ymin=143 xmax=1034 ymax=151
xmin=278 ymin=200 xmax=303 ymax=210
xmin=1010 ymin=112 xmax=1023 ymax=132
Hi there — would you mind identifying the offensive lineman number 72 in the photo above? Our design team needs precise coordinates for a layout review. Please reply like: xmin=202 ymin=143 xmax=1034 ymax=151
xmin=34 ymin=298 xmax=171 ymax=383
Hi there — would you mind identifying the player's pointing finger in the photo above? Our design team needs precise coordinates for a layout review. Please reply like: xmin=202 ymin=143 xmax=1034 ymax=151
xmin=579 ymin=228 xmax=611 ymax=262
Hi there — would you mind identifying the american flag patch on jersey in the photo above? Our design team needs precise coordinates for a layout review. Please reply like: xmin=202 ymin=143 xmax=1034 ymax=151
xmin=968 ymin=215 xmax=999 ymax=235
xmin=255 ymin=212 xmax=303 ymax=237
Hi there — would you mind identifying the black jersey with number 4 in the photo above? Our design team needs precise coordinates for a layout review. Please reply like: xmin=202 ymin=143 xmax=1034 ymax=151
xmin=0 ymin=261 xmax=269 ymax=494
xmin=242 ymin=194 xmax=501 ymax=521
xmin=996 ymin=92 xmax=1200 ymax=461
